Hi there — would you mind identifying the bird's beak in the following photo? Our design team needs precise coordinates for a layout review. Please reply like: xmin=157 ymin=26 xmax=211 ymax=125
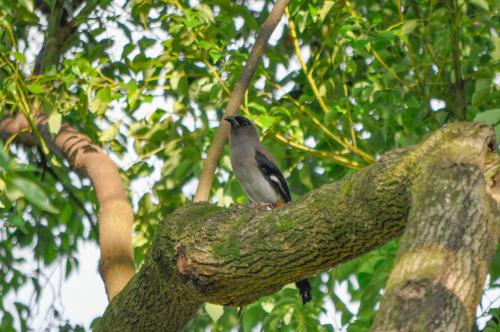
xmin=224 ymin=116 xmax=238 ymax=128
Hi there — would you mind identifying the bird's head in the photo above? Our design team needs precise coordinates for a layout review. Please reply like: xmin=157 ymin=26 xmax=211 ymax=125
xmin=224 ymin=115 xmax=253 ymax=129
xmin=224 ymin=115 xmax=259 ymax=143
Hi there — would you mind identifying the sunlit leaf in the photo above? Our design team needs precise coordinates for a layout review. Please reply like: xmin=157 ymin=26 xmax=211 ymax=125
xmin=204 ymin=303 xmax=223 ymax=322
xmin=5 ymin=176 xmax=59 ymax=213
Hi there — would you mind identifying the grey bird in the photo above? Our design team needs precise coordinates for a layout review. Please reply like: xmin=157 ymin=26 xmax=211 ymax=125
xmin=224 ymin=115 xmax=312 ymax=304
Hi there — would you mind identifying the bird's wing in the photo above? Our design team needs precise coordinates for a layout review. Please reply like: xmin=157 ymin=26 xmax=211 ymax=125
xmin=254 ymin=148 xmax=291 ymax=202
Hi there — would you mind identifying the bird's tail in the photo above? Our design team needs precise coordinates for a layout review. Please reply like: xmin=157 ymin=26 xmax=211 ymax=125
xmin=295 ymin=279 xmax=312 ymax=304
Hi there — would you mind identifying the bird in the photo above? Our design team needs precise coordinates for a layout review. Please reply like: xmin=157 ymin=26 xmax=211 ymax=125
xmin=224 ymin=115 xmax=312 ymax=305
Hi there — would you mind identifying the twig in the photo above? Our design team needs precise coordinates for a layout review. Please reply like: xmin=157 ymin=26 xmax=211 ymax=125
xmin=370 ymin=46 xmax=410 ymax=89
xmin=37 ymin=146 xmax=97 ymax=232
xmin=342 ymin=74 xmax=357 ymax=148
xmin=272 ymin=132 xmax=361 ymax=169
xmin=450 ymin=0 xmax=466 ymax=120
xmin=1 ymin=54 xmax=50 ymax=154
xmin=286 ymin=8 xmax=373 ymax=163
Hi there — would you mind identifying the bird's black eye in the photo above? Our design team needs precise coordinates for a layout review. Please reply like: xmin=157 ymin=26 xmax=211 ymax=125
xmin=235 ymin=116 xmax=251 ymax=127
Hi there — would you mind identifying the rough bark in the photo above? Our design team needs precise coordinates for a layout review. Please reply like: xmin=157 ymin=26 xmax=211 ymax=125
xmin=96 ymin=123 xmax=498 ymax=332
xmin=371 ymin=123 xmax=499 ymax=331
xmin=193 ymin=0 xmax=290 ymax=202
xmin=0 ymin=112 xmax=135 ymax=300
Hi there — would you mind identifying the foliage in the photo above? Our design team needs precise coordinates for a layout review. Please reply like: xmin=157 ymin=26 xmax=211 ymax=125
xmin=0 ymin=0 xmax=499 ymax=331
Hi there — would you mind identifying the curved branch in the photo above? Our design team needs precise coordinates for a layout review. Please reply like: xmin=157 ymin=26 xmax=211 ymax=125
xmin=193 ymin=0 xmax=290 ymax=202
xmin=0 ymin=112 xmax=135 ymax=300
xmin=96 ymin=123 xmax=498 ymax=331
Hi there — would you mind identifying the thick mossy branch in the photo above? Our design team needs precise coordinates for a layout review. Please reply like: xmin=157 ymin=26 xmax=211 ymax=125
xmin=96 ymin=123 xmax=499 ymax=332
xmin=371 ymin=123 xmax=499 ymax=332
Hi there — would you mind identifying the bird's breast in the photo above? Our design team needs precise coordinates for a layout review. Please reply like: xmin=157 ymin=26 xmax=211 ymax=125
xmin=230 ymin=152 xmax=281 ymax=204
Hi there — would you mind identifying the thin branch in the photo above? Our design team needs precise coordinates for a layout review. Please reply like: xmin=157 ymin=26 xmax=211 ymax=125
xmin=35 ymin=0 xmax=101 ymax=74
xmin=450 ymin=0 xmax=466 ymax=120
xmin=203 ymin=59 xmax=231 ymax=96
xmin=396 ymin=0 xmax=429 ymax=112
xmin=285 ymin=9 xmax=344 ymax=139
xmin=272 ymin=132 xmax=361 ymax=169
xmin=370 ymin=46 xmax=410 ymax=89
xmin=286 ymin=8 xmax=374 ymax=164
xmin=285 ymin=8 xmax=332 ymax=117
xmin=37 ymin=146 xmax=97 ymax=231
xmin=71 ymin=0 xmax=100 ymax=25
xmin=35 ymin=0 xmax=67 ymax=74
xmin=263 ymin=77 xmax=350 ymax=155
xmin=193 ymin=0 xmax=291 ymax=202
xmin=342 ymin=74 xmax=357 ymax=148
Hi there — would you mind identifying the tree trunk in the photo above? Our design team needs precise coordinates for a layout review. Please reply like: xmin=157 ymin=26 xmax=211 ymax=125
xmin=95 ymin=122 xmax=499 ymax=332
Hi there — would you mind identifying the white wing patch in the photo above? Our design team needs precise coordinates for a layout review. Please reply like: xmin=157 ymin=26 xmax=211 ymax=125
xmin=269 ymin=174 xmax=287 ymax=196
xmin=269 ymin=175 xmax=280 ymax=183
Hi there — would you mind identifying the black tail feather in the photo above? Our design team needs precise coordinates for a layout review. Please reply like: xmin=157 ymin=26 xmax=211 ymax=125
xmin=295 ymin=279 xmax=312 ymax=304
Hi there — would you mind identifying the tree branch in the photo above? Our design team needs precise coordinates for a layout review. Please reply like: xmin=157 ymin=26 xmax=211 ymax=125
xmin=371 ymin=124 xmax=499 ymax=331
xmin=449 ymin=0 xmax=466 ymax=121
xmin=34 ymin=0 xmax=101 ymax=73
xmin=35 ymin=0 xmax=72 ymax=74
xmin=96 ymin=123 xmax=498 ymax=331
xmin=193 ymin=0 xmax=290 ymax=202
xmin=0 ymin=111 xmax=135 ymax=301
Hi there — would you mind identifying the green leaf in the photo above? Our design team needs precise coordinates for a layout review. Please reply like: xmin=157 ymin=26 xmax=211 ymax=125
xmin=126 ymin=80 xmax=140 ymax=108
xmin=12 ymin=51 xmax=26 ymax=64
xmin=307 ymin=4 xmax=319 ymax=22
xmin=5 ymin=176 xmax=59 ymax=213
xmin=26 ymin=84 xmax=45 ymax=94
xmin=470 ymin=0 xmax=489 ymax=11
xmin=488 ymin=245 xmax=500 ymax=286
xmin=319 ymin=1 xmax=335 ymax=23
xmin=471 ymin=79 xmax=491 ymax=106
xmin=48 ymin=112 xmax=62 ymax=135
xmin=204 ymin=303 xmax=223 ymax=322
xmin=99 ymin=122 xmax=120 ymax=142
xmin=259 ymin=115 xmax=276 ymax=131
xmin=10 ymin=214 xmax=28 ymax=234
xmin=91 ymin=87 xmax=113 ymax=115
xmin=243 ymin=304 xmax=263 ymax=332
xmin=474 ymin=109 xmax=500 ymax=139
xmin=209 ymin=49 xmax=223 ymax=63
xmin=401 ymin=20 xmax=418 ymax=35
xmin=474 ymin=109 xmax=500 ymax=124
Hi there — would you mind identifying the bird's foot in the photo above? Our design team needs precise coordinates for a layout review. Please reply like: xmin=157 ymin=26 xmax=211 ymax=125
xmin=246 ymin=202 xmax=273 ymax=210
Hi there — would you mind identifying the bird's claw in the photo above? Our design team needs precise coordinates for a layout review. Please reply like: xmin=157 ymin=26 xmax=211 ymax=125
xmin=246 ymin=202 xmax=273 ymax=210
